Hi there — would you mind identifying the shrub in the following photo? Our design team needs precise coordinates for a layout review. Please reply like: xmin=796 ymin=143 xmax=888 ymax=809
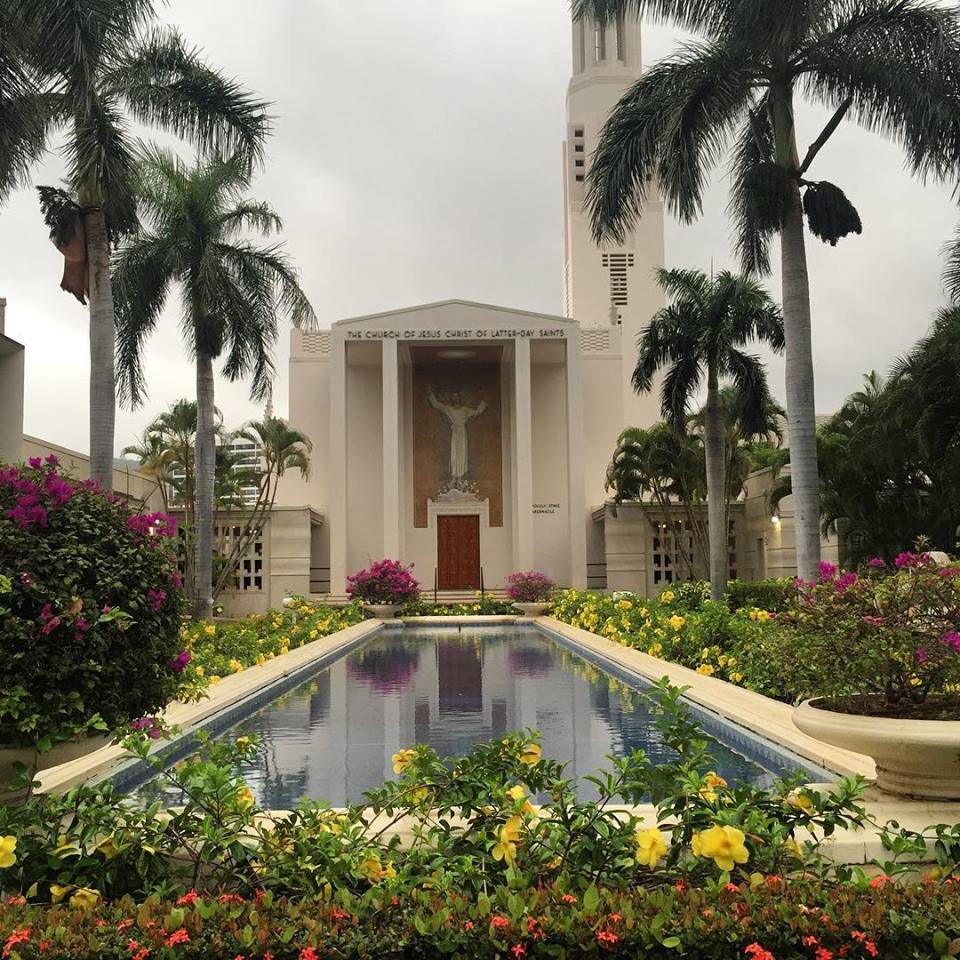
xmin=175 ymin=600 xmax=367 ymax=699
xmin=669 ymin=579 xmax=710 ymax=611
xmin=770 ymin=555 xmax=960 ymax=717
xmin=346 ymin=560 xmax=420 ymax=604
xmin=725 ymin=578 xmax=797 ymax=613
xmin=401 ymin=594 xmax=516 ymax=616
xmin=505 ymin=571 xmax=555 ymax=603
xmin=0 ymin=458 xmax=185 ymax=749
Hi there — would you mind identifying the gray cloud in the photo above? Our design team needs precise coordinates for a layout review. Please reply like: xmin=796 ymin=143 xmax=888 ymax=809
xmin=1 ymin=1 xmax=956 ymax=454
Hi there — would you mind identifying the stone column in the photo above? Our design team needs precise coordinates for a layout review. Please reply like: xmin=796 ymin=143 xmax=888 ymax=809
xmin=382 ymin=337 xmax=401 ymax=559
xmin=329 ymin=334 xmax=348 ymax=594
xmin=513 ymin=337 xmax=534 ymax=570
xmin=565 ymin=335 xmax=587 ymax=588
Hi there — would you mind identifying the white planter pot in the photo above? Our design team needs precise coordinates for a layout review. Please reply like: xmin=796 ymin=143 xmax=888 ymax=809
xmin=793 ymin=699 xmax=960 ymax=800
xmin=0 ymin=734 xmax=111 ymax=802
xmin=365 ymin=604 xmax=401 ymax=620
xmin=513 ymin=602 xmax=549 ymax=617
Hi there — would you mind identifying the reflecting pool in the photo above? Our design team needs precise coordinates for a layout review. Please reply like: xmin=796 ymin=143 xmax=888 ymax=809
xmin=132 ymin=627 xmax=798 ymax=808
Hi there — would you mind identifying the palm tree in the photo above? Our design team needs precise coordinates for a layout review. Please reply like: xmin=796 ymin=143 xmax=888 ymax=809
xmin=633 ymin=268 xmax=783 ymax=599
xmin=4 ymin=0 xmax=269 ymax=488
xmin=574 ymin=0 xmax=960 ymax=581
xmin=112 ymin=148 xmax=316 ymax=618
xmin=121 ymin=425 xmax=173 ymax=511
xmin=212 ymin=416 xmax=312 ymax=598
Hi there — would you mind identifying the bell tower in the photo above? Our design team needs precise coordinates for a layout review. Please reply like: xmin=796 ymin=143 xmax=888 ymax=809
xmin=563 ymin=10 xmax=665 ymax=429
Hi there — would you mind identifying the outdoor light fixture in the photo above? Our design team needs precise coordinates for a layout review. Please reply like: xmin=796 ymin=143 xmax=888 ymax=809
xmin=771 ymin=514 xmax=780 ymax=525
xmin=437 ymin=349 xmax=476 ymax=360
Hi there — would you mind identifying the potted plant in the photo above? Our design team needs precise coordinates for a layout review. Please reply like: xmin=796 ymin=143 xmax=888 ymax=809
xmin=347 ymin=559 xmax=420 ymax=619
xmin=506 ymin=571 xmax=556 ymax=617
xmin=0 ymin=457 xmax=186 ymax=798
xmin=785 ymin=556 xmax=960 ymax=799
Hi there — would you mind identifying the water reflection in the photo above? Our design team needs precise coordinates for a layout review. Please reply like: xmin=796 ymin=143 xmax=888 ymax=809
xmin=133 ymin=629 xmax=780 ymax=809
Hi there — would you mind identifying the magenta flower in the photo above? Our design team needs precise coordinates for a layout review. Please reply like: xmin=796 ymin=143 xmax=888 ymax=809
xmin=169 ymin=650 xmax=191 ymax=675
xmin=862 ymin=615 xmax=885 ymax=626
xmin=130 ymin=716 xmax=163 ymax=739
xmin=44 ymin=454 xmax=59 ymax=467
xmin=835 ymin=571 xmax=858 ymax=592
xmin=148 ymin=588 xmax=167 ymax=612
xmin=41 ymin=616 xmax=61 ymax=635
xmin=943 ymin=632 xmax=960 ymax=652
xmin=818 ymin=561 xmax=837 ymax=581
xmin=916 ymin=648 xmax=929 ymax=664
xmin=18 ymin=573 xmax=33 ymax=587
xmin=27 ymin=457 xmax=42 ymax=469
xmin=867 ymin=557 xmax=886 ymax=568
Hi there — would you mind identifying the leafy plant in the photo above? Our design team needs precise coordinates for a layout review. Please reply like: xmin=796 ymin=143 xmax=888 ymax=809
xmin=505 ymin=572 xmax=555 ymax=603
xmin=346 ymin=560 xmax=420 ymax=605
xmin=0 ymin=457 xmax=185 ymax=749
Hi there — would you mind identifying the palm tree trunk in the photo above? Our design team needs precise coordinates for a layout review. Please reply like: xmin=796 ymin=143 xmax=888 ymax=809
xmin=772 ymin=82 xmax=821 ymax=582
xmin=194 ymin=355 xmax=216 ymax=619
xmin=781 ymin=187 xmax=821 ymax=581
xmin=703 ymin=366 xmax=727 ymax=600
xmin=85 ymin=208 xmax=116 ymax=489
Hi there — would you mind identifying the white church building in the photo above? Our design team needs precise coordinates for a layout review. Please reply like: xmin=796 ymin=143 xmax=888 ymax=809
xmin=233 ymin=10 xmax=834 ymax=610
xmin=277 ymin=12 xmax=666 ymax=598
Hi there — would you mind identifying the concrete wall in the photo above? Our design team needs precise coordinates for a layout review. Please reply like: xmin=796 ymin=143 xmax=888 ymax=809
xmin=0 ymin=301 xmax=25 ymax=465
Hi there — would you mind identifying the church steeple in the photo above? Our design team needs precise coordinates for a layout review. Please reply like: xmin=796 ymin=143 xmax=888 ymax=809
xmin=562 ymin=9 xmax=665 ymax=429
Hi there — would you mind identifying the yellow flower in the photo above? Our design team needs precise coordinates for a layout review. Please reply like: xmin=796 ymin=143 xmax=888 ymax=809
xmin=229 ymin=659 xmax=244 ymax=673
xmin=0 ymin=836 xmax=16 ymax=869
xmin=95 ymin=836 xmax=120 ymax=860
xmin=691 ymin=825 xmax=749 ymax=872
xmin=492 ymin=816 xmax=523 ymax=865
xmin=615 ymin=599 xmax=633 ymax=610
xmin=359 ymin=857 xmax=395 ymax=882
xmin=235 ymin=786 xmax=255 ymax=810
xmin=411 ymin=786 xmax=430 ymax=804
xmin=392 ymin=748 xmax=416 ymax=775
xmin=635 ymin=827 xmax=667 ymax=868
xmin=784 ymin=837 xmax=804 ymax=861
xmin=519 ymin=742 xmax=542 ymax=766
xmin=204 ymin=624 xmax=216 ymax=636
xmin=194 ymin=666 xmax=205 ymax=678
xmin=756 ymin=609 xmax=771 ymax=621
xmin=506 ymin=785 xmax=536 ymax=816
xmin=668 ymin=614 xmax=685 ymax=632
xmin=696 ymin=664 xmax=715 ymax=676
xmin=698 ymin=771 xmax=728 ymax=802
xmin=660 ymin=591 xmax=674 ymax=604
xmin=256 ymin=654 xmax=266 ymax=666
xmin=309 ymin=629 xmax=318 ymax=639
xmin=730 ymin=672 xmax=744 ymax=683
xmin=70 ymin=887 xmax=101 ymax=910
xmin=787 ymin=791 xmax=815 ymax=814
xmin=50 ymin=884 xmax=74 ymax=903
xmin=727 ymin=657 xmax=737 ymax=668
xmin=647 ymin=642 xmax=663 ymax=658
xmin=210 ymin=675 xmax=221 ymax=685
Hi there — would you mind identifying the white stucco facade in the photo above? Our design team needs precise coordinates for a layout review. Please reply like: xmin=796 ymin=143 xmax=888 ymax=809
xmin=275 ymin=11 xmax=668 ymax=597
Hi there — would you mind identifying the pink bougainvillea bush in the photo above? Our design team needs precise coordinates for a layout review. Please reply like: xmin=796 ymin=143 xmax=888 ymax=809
xmin=505 ymin=571 xmax=555 ymax=603
xmin=772 ymin=554 xmax=960 ymax=718
xmin=346 ymin=559 xmax=420 ymax=604
xmin=0 ymin=457 xmax=186 ymax=749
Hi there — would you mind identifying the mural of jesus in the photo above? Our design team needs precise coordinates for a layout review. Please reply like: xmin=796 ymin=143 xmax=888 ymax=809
xmin=428 ymin=391 xmax=487 ymax=479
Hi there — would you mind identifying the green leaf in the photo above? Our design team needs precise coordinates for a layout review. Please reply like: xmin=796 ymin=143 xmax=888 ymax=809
xmin=583 ymin=883 xmax=600 ymax=914
xmin=663 ymin=936 xmax=681 ymax=948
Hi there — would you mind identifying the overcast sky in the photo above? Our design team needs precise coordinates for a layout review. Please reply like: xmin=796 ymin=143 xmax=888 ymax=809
xmin=1 ymin=0 xmax=957 ymax=456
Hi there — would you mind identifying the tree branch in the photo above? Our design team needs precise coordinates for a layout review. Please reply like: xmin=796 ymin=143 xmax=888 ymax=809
xmin=798 ymin=97 xmax=852 ymax=175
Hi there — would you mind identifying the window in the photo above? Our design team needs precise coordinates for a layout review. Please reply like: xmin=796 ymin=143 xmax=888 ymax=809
xmin=575 ymin=174 xmax=584 ymax=182
xmin=594 ymin=26 xmax=605 ymax=62
xmin=574 ymin=128 xmax=584 ymax=138
xmin=574 ymin=143 xmax=584 ymax=153
xmin=575 ymin=159 xmax=584 ymax=168
xmin=601 ymin=252 xmax=635 ymax=306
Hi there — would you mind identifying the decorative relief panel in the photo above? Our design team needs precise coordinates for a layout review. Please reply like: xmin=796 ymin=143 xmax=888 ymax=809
xmin=413 ymin=361 xmax=503 ymax=528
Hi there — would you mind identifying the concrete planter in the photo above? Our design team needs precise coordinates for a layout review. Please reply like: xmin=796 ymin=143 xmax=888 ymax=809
xmin=364 ymin=604 xmax=401 ymax=620
xmin=513 ymin=602 xmax=549 ymax=617
xmin=0 ymin=734 xmax=111 ymax=802
xmin=793 ymin=699 xmax=960 ymax=800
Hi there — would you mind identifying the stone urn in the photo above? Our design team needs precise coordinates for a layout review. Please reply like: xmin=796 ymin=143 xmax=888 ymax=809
xmin=793 ymin=699 xmax=960 ymax=800
xmin=0 ymin=734 xmax=111 ymax=802
xmin=364 ymin=604 xmax=401 ymax=620
xmin=513 ymin=602 xmax=549 ymax=617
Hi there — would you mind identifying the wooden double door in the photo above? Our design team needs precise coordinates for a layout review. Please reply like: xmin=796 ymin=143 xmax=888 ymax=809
xmin=437 ymin=514 xmax=481 ymax=590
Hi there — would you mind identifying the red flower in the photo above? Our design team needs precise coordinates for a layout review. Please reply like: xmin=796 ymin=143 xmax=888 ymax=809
xmin=869 ymin=875 xmax=890 ymax=890
xmin=560 ymin=894 xmax=576 ymax=904
xmin=3 ymin=928 xmax=31 ymax=958
xmin=132 ymin=950 xmax=150 ymax=960
xmin=165 ymin=929 xmax=190 ymax=947
xmin=512 ymin=945 xmax=527 ymax=959
xmin=176 ymin=891 xmax=198 ymax=907
xmin=298 ymin=948 xmax=318 ymax=960
xmin=745 ymin=944 xmax=776 ymax=960
xmin=597 ymin=929 xmax=620 ymax=948
xmin=491 ymin=915 xmax=510 ymax=931
xmin=804 ymin=936 xmax=820 ymax=946
xmin=815 ymin=949 xmax=834 ymax=960
xmin=117 ymin=920 xmax=134 ymax=931
xmin=464 ymin=921 xmax=474 ymax=931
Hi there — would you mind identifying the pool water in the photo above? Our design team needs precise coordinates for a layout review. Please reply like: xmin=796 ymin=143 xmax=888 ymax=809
xmin=131 ymin=627 xmax=794 ymax=808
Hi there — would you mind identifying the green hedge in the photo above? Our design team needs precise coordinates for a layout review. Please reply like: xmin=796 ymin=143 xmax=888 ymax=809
xmin=724 ymin=578 xmax=798 ymax=613
xmin=0 ymin=880 xmax=955 ymax=959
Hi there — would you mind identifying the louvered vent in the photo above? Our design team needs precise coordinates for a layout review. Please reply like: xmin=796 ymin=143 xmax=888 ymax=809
xmin=602 ymin=252 xmax=634 ymax=306
xmin=580 ymin=329 xmax=611 ymax=353
xmin=301 ymin=331 xmax=331 ymax=354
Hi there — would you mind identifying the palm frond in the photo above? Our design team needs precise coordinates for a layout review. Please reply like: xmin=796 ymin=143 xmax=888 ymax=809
xmin=112 ymin=232 xmax=178 ymax=406
xmin=572 ymin=0 xmax=729 ymax=34
xmin=586 ymin=38 xmax=756 ymax=241
xmin=111 ymin=28 xmax=271 ymax=173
